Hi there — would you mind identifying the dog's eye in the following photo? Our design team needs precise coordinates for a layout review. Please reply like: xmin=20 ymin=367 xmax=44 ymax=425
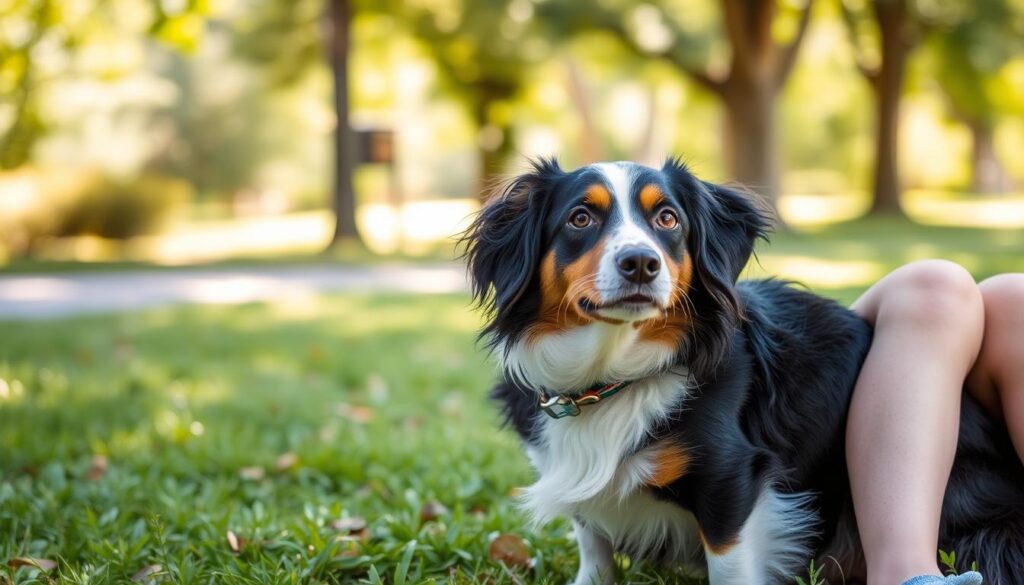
xmin=568 ymin=208 xmax=594 ymax=229
xmin=655 ymin=208 xmax=679 ymax=230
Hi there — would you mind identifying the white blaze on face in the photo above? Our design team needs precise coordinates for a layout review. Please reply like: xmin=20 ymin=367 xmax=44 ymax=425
xmin=592 ymin=162 xmax=672 ymax=319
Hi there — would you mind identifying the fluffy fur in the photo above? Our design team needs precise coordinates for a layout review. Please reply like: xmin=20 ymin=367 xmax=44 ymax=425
xmin=463 ymin=159 xmax=1024 ymax=585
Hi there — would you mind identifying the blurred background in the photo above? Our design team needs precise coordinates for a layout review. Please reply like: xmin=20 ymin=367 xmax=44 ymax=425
xmin=1 ymin=0 xmax=1023 ymax=268
xmin=2 ymin=2 xmax=1024 ymax=582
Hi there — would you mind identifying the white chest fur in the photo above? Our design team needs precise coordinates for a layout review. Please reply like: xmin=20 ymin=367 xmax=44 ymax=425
xmin=520 ymin=365 xmax=699 ymax=562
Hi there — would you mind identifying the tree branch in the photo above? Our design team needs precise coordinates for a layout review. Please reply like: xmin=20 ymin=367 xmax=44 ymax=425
xmin=774 ymin=0 xmax=815 ymax=87
xmin=721 ymin=0 xmax=754 ymax=67
xmin=838 ymin=0 xmax=880 ymax=83
xmin=596 ymin=17 xmax=727 ymax=95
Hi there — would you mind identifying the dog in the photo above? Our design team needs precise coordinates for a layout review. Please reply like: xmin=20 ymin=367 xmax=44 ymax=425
xmin=463 ymin=158 xmax=1024 ymax=585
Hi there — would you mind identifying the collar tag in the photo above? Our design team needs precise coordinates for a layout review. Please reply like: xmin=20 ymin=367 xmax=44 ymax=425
xmin=539 ymin=394 xmax=582 ymax=419
xmin=539 ymin=381 xmax=632 ymax=419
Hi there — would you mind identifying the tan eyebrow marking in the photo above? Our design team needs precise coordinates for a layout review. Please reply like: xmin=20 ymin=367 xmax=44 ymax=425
xmin=584 ymin=184 xmax=612 ymax=210
xmin=639 ymin=184 xmax=665 ymax=212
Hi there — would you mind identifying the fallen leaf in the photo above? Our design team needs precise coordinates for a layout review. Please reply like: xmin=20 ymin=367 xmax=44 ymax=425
xmin=488 ymin=533 xmax=531 ymax=569
xmin=7 ymin=557 xmax=57 ymax=571
xmin=238 ymin=466 xmax=266 ymax=481
xmin=227 ymin=530 xmax=241 ymax=554
xmin=86 ymin=455 xmax=108 ymax=481
xmin=274 ymin=452 xmax=298 ymax=472
xmin=131 ymin=564 xmax=162 ymax=582
xmin=336 ymin=403 xmax=374 ymax=423
xmin=419 ymin=500 xmax=448 ymax=523
xmin=330 ymin=517 xmax=367 ymax=533
xmin=330 ymin=516 xmax=369 ymax=541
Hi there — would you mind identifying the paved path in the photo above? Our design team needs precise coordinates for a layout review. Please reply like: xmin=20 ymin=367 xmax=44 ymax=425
xmin=0 ymin=264 xmax=469 ymax=320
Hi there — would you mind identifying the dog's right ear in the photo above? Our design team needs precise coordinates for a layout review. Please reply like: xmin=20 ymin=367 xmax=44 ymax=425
xmin=461 ymin=158 xmax=562 ymax=319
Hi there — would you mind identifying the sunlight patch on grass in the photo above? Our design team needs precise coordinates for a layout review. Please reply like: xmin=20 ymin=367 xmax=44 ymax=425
xmin=905 ymin=190 xmax=1024 ymax=229
xmin=748 ymin=256 xmax=886 ymax=289
xmin=780 ymin=192 xmax=868 ymax=227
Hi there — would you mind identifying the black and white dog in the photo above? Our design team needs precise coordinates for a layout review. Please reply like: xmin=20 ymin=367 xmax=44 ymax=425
xmin=463 ymin=159 xmax=1024 ymax=584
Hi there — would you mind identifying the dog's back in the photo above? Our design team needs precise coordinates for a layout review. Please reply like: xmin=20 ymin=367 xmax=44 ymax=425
xmin=734 ymin=280 xmax=1024 ymax=584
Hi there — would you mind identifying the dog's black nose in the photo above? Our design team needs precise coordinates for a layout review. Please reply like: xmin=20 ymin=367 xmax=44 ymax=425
xmin=616 ymin=246 xmax=661 ymax=284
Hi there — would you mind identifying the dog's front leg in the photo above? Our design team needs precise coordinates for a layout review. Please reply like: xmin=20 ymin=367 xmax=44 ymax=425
xmin=697 ymin=486 xmax=817 ymax=585
xmin=571 ymin=519 xmax=615 ymax=585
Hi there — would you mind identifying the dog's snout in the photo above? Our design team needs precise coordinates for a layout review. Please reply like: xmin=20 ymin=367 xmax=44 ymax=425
xmin=616 ymin=246 xmax=661 ymax=284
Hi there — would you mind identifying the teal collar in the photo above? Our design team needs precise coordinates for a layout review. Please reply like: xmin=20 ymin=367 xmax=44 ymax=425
xmin=538 ymin=381 xmax=633 ymax=419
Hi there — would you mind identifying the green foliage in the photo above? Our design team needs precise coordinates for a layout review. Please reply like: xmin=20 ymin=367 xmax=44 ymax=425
xmin=0 ymin=172 xmax=192 ymax=254
xmin=794 ymin=559 xmax=825 ymax=585
xmin=0 ymin=0 xmax=215 ymax=170
xmin=400 ymin=0 xmax=554 ymax=174
xmin=53 ymin=174 xmax=193 ymax=240
xmin=926 ymin=0 xmax=1024 ymax=125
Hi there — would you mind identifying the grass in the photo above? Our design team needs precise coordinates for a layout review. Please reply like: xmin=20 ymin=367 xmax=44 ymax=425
xmin=1 ymin=219 xmax=1021 ymax=583
xmin=0 ymin=295 xmax=711 ymax=584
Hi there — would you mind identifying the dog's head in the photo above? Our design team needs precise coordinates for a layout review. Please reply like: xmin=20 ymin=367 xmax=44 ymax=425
xmin=463 ymin=158 xmax=770 ymax=389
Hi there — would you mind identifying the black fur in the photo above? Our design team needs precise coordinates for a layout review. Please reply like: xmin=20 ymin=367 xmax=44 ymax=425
xmin=471 ymin=159 xmax=1024 ymax=584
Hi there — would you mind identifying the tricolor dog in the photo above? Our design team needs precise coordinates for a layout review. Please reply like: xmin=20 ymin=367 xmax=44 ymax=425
xmin=463 ymin=159 xmax=1024 ymax=584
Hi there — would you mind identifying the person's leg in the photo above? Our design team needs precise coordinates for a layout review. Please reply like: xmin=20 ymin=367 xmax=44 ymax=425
xmin=848 ymin=260 xmax=985 ymax=584
xmin=966 ymin=274 xmax=1024 ymax=462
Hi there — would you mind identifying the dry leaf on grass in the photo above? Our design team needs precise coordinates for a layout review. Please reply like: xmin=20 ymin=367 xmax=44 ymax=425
xmin=336 ymin=403 xmax=374 ymax=423
xmin=419 ymin=500 xmax=448 ymax=523
xmin=330 ymin=517 xmax=369 ymax=541
xmin=488 ymin=533 xmax=532 ymax=570
xmin=238 ymin=466 xmax=266 ymax=481
xmin=86 ymin=455 xmax=108 ymax=480
xmin=130 ymin=564 xmax=162 ymax=582
xmin=273 ymin=452 xmax=298 ymax=472
xmin=7 ymin=557 xmax=58 ymax=571
xmin=330 ymin=517 xmax=367 ymax=533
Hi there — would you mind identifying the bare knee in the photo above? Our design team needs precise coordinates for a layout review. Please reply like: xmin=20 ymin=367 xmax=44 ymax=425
xmin=980 ymin=274 xmax=1024 ymax=323
xmin=876 ymin=260 xmax=983 ymax=333
xmin=979 ymin=274 xmax=1024 ymax=358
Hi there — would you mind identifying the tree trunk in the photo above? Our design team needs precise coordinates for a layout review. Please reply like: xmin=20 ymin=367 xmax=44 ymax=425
xmin=326 ymin=0 xmax=362 ymax=246
xmin=968 ymin=120 xmax=1011 ymax=194
xmin=477 ymin=133 xmax=514 ymax=199
xmin=565 ymin=58 xmax=606 ymax=164
xmin=867 ymin=0 xmax=909 ymax=216
xmin=721 ymin=78 xmax=780 ymax=206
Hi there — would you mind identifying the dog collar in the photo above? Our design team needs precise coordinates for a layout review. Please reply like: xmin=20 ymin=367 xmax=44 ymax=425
xmin=538 ymin=381 xmax=633 ymax=419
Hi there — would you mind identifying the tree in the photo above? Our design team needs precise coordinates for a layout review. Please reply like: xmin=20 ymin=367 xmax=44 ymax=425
xmin=929 ymin=0 xmax=1022 ymax=193
xmin=544 ymin=0 xmax=816 ymax=209
xmin=234 ymin=0 xmax=367 ymax=245
xmin=326 ymin=0 xmax=360 ymax=243
xmin=0 ymin=0 xmax=211 ymax=169
xmin=841 ymin=0 xmax=922 ymax=215
xmin=401 ymin=0 xmax=544 ymax=198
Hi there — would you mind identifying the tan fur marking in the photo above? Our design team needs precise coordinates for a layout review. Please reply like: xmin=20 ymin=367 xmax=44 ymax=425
xmin=528 ymin=241 xmax=607 ymax=341
xmin=639 ymin=184 xmax=665 ymax=212
xmin=584 ymin=184 xmax=612 ymax=210
xmin=698 ymin=531 xmax=739 ymax=556
xmin=646 ymin=442 xmax=690 ymax=487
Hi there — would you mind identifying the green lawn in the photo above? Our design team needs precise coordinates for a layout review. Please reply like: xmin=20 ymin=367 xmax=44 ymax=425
xmin=1 ymin=296 xmax=711 ymax=584
xmin=2 ymin=220 xmax=1022 ymax=584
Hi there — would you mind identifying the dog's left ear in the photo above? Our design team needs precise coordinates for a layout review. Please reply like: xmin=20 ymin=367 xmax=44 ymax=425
xmin=662 ymin=159 xmax=771 ymax=295
xmin=663 ymin=158 xmax=772 ymax=374
xmin=693 ymin=179 xmax=772 ymax=285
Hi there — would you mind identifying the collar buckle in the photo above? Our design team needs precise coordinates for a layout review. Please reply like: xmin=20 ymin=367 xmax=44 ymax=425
xmin=539 ymin=394 xmax=582 ymax=419
xmin=538 ymin=381 xmax=633 ymax=419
